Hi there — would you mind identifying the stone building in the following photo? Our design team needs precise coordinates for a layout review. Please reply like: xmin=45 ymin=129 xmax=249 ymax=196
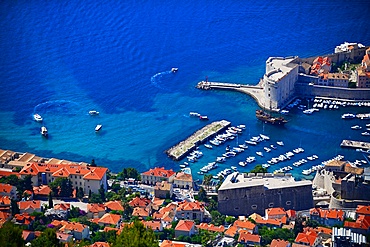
xmin=218 ymin=173 xmax=313 ymax=216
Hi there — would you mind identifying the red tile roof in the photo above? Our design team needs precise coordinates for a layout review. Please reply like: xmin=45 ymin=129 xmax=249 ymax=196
xmin=54 ymin=203 xmax=71 ymax=211
xmin=175 ymin=220 xmax=195 ymax=232
xmin=0 ymin=211 xmax=11 ymax=220
xmin=33 ymin=185 xmax=51 ymax=196
xmin=174 ymin=172 xmax=193 ymax=182
xmin=197 ymin=223 xmax=225 ymax=232
xmin=286 ymin=209 xmax=296 ymax=218
xmin=87 ymin=203 xmax=105 ymax=213
xmin=344 ymin=215 xmax=370 ymax=230
xmin=266 ymin=207 xmax=286 ymax=218
xmin=310 ymin=208 xmax=344 ymax=221
xmin=160 ymin=240 xmax=186 ymax=247
xmin=271 ymin=239 xmax=290 ymax=247
xmin=128 ymin=197 xmax=151 ymax=208
xmin=356 ymin=205 xmax=370 ymax=215
xmin=224 ymin=225 xmax=238 ymax=237
xmin=0 ymin=183 xmax=15 ymax=194
xmin=90 ymin=242 xmax=110 ymax=247
xmin=18 ymin=200 xmax=41 ymax=211
xmin=142 ymin=167 xmax=175 ymax=178
xmin=104 ymin=201 xmax=124 ymax=211
xmin=238 ymin=230 xmax=261 ymax=244
xmin=132 ymin=207 xmax=150 ymax=218
xmin=295 ymin=232 xmax=317 ymax=246
xmin=142 ymin=220 xmax=162 ymax=231
xmin=0 ymin=196 xmax=11 ymax=205
xmin=98 ymin=213 xmax=121 ymax=225
xmin=14 ymin=213 xmax=35 ymax=225
xmin=176 ymin=200 xmax=204 ymax=212
xmin=233 ymin=220 xmax=256 ymax=230
xmin=60 ymin=221 xmax=87 ymax=233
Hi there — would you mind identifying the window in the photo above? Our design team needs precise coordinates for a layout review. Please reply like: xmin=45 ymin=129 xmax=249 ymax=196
xmin=286 ymin=201 xmax=291 ymax=206
xmin=269 ymin=202 xmax=274 ymax=207
xmin=234 ymin=207 xmax=240 ymax=211
xmin=251 ymin=205 xmax=258 ymax=210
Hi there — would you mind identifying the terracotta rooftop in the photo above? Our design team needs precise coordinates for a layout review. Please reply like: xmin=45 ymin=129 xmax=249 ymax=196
xmin=18 ymin=200 xmax=41 ymax=211
xmin=142 ymin=167 xmax=175 ymax=178
xmin=60 ymin=221 xmax=87 ymax=233
xmin=142 ymin=220 xmax=162 ymax=231
xmin=54 ymin=203 xmax=71 ymax=211
xmin=175 ymin=220 xmax=195 ymax=232
xmin=224 ymin=225 xmax=238 ymax=237
xmin=0 ymin=196 xmax=11 ymax=205
xmin=344 ymin=215 xmax=370 ymax=230
xmin=33 ymin=185 xmax=51 ymax=196
xmin=238 ymin=230 xmax=261 ymax=244
xmin=174 ymin=172 xmax=193 ymax=182
xmin=98 ymin=213 xmax=121 ymax=225
xmin=104 ymin=201 xmax=124 ymax=211
xmin=0 ymin=183 xmax=15 ymax=194
xmin=295 ymin=232 xmax=317 ymax=246
xmin=176 ymin=200 xmax=204 ymax=212
xmin=129 ymin=197 xmax=151 ymax=208
xmin=160 ymin=240 xmax=186 ymax=247
xmin=271 ymin=239 xmax=290 ymax=247
xmin=233 ymin=220 xmax=256 ymax=230
xmin=310 ymin=208 xmax=344 ymax=221
xmin=132 ymin=207 xmax=150 ymax=218
xmin=266 ymin=207 xmax=286 ymax=217
xmin=90 ymin=242 xmax=110 ymax=247
xmin=197 ymin=223 xmax=225 ymax=232
xmin=356 ymin=205 xmax=370 ymax=215
xmin=14 ymin=213 xmax=35 ymax=225
xmin=87 ymin=203 xmax=105 ymax=213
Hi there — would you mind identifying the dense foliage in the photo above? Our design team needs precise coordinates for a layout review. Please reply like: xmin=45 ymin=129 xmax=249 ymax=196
xmin=112 ymin=221 xmax=158 ymax=247
xmin=0 ymin=221 xmax=25 ymax=247
xmin=49 ymin=177 xmax=73 ymax=197
xmin=116 ymin=167 xmax=141 ymax=181
xmin=249 ymin=164 xmax=268 ymax=173
xmin=258 ymin=226 xmax=295 ymax=245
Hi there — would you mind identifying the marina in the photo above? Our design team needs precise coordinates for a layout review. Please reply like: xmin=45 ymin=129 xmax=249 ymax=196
xmin=166 ymin=120 xmax=231 ymax=161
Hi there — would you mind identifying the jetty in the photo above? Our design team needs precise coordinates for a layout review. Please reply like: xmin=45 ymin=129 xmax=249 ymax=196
xmin=166 ymin=120 xmax=231 ymax=161
xmin=340 ymin=140 xmax=370 ymax=150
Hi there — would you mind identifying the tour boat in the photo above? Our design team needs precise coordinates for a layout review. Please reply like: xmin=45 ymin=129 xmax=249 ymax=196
xmin=199 ymin=115 xmax=208 ymax=120
xmin=33 ymin=114 xmax=43 ymax=122
xmin=95 ymin=124 xmax=102 ymax=132
xmin=256 ymin=109 xmax=287 ymax=125
xmin=89 ymin=110 xmax=99 ymax=115
xmin=40 ymin=126 xmax=48 ymax=137
xmin=189 ymin=112 xmax=200 ymax=117
xmin=171 ymin=68 xmax=178 ymax=73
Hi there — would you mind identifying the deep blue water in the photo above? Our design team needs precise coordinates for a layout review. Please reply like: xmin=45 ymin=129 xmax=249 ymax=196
xmin=1 ymin=0 xmax=370 ymax=180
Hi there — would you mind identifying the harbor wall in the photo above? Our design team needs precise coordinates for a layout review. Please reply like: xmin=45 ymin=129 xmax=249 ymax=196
xmin=295 ymin=83 xmax=370 ymax=100
xmin=329 ymin=192 xmax=370 ymax=209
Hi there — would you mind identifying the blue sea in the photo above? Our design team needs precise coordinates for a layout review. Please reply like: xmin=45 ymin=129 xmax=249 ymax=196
xmin=1 ymin=0 xmax=370 ymax=180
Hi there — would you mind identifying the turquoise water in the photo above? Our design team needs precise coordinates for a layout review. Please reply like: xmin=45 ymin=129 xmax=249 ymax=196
xmin=0 ymin=0 xmax=370 ymax=180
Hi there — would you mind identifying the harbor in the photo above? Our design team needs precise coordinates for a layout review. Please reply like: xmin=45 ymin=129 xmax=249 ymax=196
xmin=166 ymin=120 xmax=231 ymax=161
xmin=340 ymin=140 xmax=370 ymax=150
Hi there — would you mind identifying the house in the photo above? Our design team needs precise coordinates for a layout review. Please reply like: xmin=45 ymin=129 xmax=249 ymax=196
xmin=142 ymin=220 xmax=163 ymax=232
xmin=324 ymin=160 xmax=346 ymax=172
xmin=90 ymin=242 xmax=110 ymax=247
xmin=175 ymin=200 xmax=206 ymax=222
xmin=233 ymin=220 xmax=258 ymax=234
xmin=132 ymin=207 xmax=150 ymax=219
xmin=175 ymin=220 xmax=196 ymax=238
xmin=197 ymin=223 xmax=225 ymax=233
xmin=238 ymin=230 xmax=261 ymax=246
xmin=98 ymin=213 xmax=121 ymax=228
xmin=332 ymin=227 xmax=367 ymax=247
xmin=0 ymin=195 xmax=11 ymax=212
xmin=310 ymin=208 xmax=344 ymax=226
xmin=87 ymin=203 xmax=106 ymax=219
xmin=255 ymin=217 xmax=284 ymax=228
xmin=154 ymin=181 xmax=173 ymax=199
xmin=13 ymin=213 xmax=35 ymax=228
xmin=129 ymin=197 xmax=151 ymax=209
xmin=22 ymin=230 xmax=36 ymax=243
xmin=0 ymin=183 xmax=17 ymax=199
xmin=224 ymin=225 xmax=238 ymax=238
xmin=19 ymin=163 xmax=108 ymax=194
xmin=54 ymin=203 xmax=71 ymax=211
xmin=173 ymin=172 xmax=193 ymax=189
xmin=286 ymin=209 xmax=297 ymax=221
xmin=355 ymin=205 xmax=370 ymax=216
xmin=141 ymin=167 xmax=175 ymax=185
xmin=104 ymin=200 xmax=124 ymax=212
xmin=56 ymin=232 xmax=73 ymax=243
xmin=265 ymin=207 xmax=287 ymax=219
xmin=32 ymin=185 xmax=51 ymax=198
xmin=344 ymin=215 xmax=370 ymax=235
xmin=310 ymin=56 xmax=331 ymax=75
xmin=160 ymin=240 xmax=187 ymax=247
xmin=0 ymin=211 xmax=11 ymax=221
xmin=59 ymin=221 xmax=90 ymax=240
xmin=152 ymin=203 xmax=176 ymax=227
xmin=294 ymin=231 xmax=321 ymax=247
xmin=357 ymin=47 xmax=370 ymax=88
xmin=18 ymin=200 xmax=42 ymax=214
xmin=270 ymin=239 xmax=291 ymax=247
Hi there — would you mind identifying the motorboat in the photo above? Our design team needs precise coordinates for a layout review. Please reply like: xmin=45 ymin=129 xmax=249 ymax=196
xmin=264 ymin=147 xmax=271 ymax=152
xmin=259 ymin=134 xmax=270 ymax=140
xmin=280 ymin=110 xmax=289 ymax=115
xmin=216 ymin=156 xmax=226 ymax=163
xmin=40 ymin=126 xmax=48 ymax=137
xmin=95 ymin=124 xmax=102 ymax=132
xmin=362 ymin=132 xmax=370 ymax=136
xmin=351 ymin=125 xmax=362 ymax=130
xmin=341 ymin=113 xmax=355 ymax=119
xmin=171 ymin=67 xmax=178 ymax=73
xmin=276 ymin=141 xmax=284 ymax=146
xmin=89 ymin=110 xmax=99 ymax=115
xmin=256 ymin=151 xmax=263 ymax=157
xmin=199 ymin=115 xmax=208 ymax=120
xmin=245 ymin=140 xmax=257 ymax=145
xmin=189 ymin=112 xmax=200 ymax=117
xmin=33 ymin=114 xmax=43 ymax=122
xmin=204 ymin=144 xmax=213 ymax=149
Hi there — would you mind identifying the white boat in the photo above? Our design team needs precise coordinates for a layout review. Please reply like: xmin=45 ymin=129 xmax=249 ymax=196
xmin=33 ymin=114 xmax=43 ymax=122
xmin=204 ymin=144 xmax=213 ymax=149
xmin=171 ymin=67 xmax=178 ymax=73
xmin=231 ymin=166 xmax=238 ymax=171
xmin=199 ymin=115 xmax=208 ymax=120
xmin=95 ymin=124 xmax=102 ymax=132
xmin=256 ymin=151 xmax=263 ymax=157
xmin=89 ymin=110 xmax=99 ymax=115
xmin=280 ymin=110 xmax=289 ymax=114
xmin=276 ymin=141 xmax=284 ymax=146
xmin=303 ymin=109 xmax=315 ymax=115
xmin=259 ymin=134 xmax=270 ymax=140
xmin=366 ymin=123 xmax=370 ymax=127
xmin=264 ymin=147 xmax=271 ymax=152
xmin=216 ymin=157 xmax=226 ymax=163
xmin=245 ymin=140 xmax=257 ymax=145
xmin=342 ymin=113 xmax=355 ymax=119
xmin=351 ymin=125 xmax=362 ymax=130
xmin=180 ymin=165 xmax=186 ymax=168
xmin=362 ymin=132 xmax=370 ymax=136
xmin=40 ymin=126 xmax=48 ymax=137
xmin=302 ymin=169 xmax=312 ymax=175
xmin=189 ymin=112 xmax=200 ymax=117
xmin=237 ymin=124 xmax=246 ymax=129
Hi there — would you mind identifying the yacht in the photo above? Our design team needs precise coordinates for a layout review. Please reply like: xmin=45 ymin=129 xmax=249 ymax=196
xmin=259 ymin=134 xmax=270 ymax=140
xmin=33 ymin=114 xmax=43 ymax=122
xmin=256 ymin=151 xmax=263 ymax=157
xmin=95 ymin=124 xmax=102 ymax=132
xmin=204 ymin=144 xmax=213 ymax=149
xmin=245 ymin=140 xmax=257 ymax=145
xmin=171 ymin=67 xmax=178 ymax=73
xmin=341 ymin=113 xmax=356 ymax=119
xmin=189 ymin=112 xmax=200 ymax=117
xmin=264 ymin=147 xmax=271 ymax=152
xmin=40 ymin=126 xmax=48 ymax=137
xmin=199 ymin=115 xmax=208 ymax=120
xmin=89 ymin=110 xmax=99 ymax=115
xmin=276 ymin=141 xmax=284 ymax=146
xmin=216 ymin=157 xmax=226 ymax=163
xmin=351 ymin=125 xmax=362 ymax=130
xmin=362 ymin=132 xmax=370 ymax=136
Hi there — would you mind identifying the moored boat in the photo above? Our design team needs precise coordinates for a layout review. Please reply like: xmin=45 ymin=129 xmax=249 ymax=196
xmin=341 ymin=113 xmax=355 ymax=119
xmin=171 ymin=67 xmax=178 ymax=73
xmin=189 ymin=112 xmax=200 ymax=117
xmin=95 ymin=124 xmax=102 ymax=132
xmin=351 ymin=125 xmax=362 ymax=130
xmin=33 ymin=114 xmax=43 ymax=122
xmin=199 ymin=115 xmax=208 ymax=120
xmin=89 ymin=110 xmax=99 ymax=115
xmin=204 ymin=144 xmax=213 ymax=149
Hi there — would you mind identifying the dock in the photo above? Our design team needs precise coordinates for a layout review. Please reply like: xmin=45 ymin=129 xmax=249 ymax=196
xmin=340 ymin=139 xmax=370 ymax=150
xmin=166 ymin=120 xmax=231 ymax=161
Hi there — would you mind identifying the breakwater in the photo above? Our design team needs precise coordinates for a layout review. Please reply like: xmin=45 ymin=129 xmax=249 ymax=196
xmin=340 ymin=140 xmax=370 ymax=150
xmin=166 ymin=120 xmax=231 ymax=161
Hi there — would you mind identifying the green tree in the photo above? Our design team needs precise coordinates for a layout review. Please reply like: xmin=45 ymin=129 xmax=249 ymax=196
xmin=203 ymin=174 xmax=213 ymax=191
xmin=210 ymin=210 xmax=225 ymax=226
xmin=91 ymin=230 xmax=117 ymax=243
xmin=117 ymin=167 xmax=141 ymax=181
xmin=31 ymin=228 xmax=61 ymax=247
xmin=0 ymin=221 xmax=25 ymax=247
xmin=49 ymin=177 xmax=73 ymax=197
xmin=112 ymin=221 xmax=158 ymax=247
xmin=225 ymin=216 xmax=236 ymax=225
xmin=99 ymin=184 xmax=106 ymax=202
xmin=48 ymin=192 xmax=53 ymax=209
xmin=11 ymin=199 xmax=20 ymax=216
xmin=89 ymin=192 xmax=103 ymax=203
xmin=91 ymin=159 xmax=97 ymax=167
xmin=249 ymin=164 xmax=267 ymax=173
xmin=197 ymin=187 xmax=207 ymax=202
xmin=77 ymin=187 xmax=84 ymax=200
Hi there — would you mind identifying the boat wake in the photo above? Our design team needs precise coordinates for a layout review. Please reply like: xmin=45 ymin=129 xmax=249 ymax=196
xmin=33 ymin=100 xmax=81 ymax=116
xmin=150 ymin=70 xmax=172 ymax=90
